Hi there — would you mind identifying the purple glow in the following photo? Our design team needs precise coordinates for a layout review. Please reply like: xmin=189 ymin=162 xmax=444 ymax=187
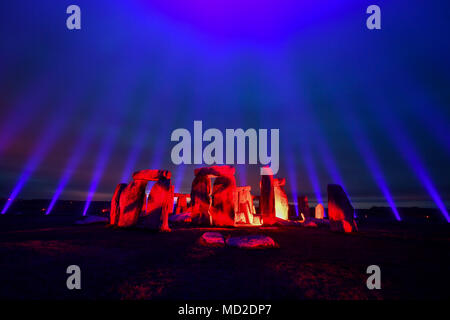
xmin=174 ymin=164 xmax=186 ymax=192
xmin=0 ymin=81 xmax=49 ymax=155
xmin=286 ymin=155 xmax=299 ymax=217
xmin=120 ymin=137 xmax=145 ymax=183
xmin=355 ymin=134 xmax=402 ymax=221
xmin=82 ymin=130 xmax=116 ymax=216
xmin=1 ymin=116 xmax=65 ymax=214
xmin=236 ymin=165 xmax=247 ymax=187
xmin=304 ymin=150 xmax=323 ymax=205
xmin=119 ymin=113 xmax=151 ymax=182
xmin=384 ymin=116 xmax=449 ymax=222
xmin=46 ymin=131 xmax=91 ymax=215
xmin=333 ymin=96 xmax=401 ymax=221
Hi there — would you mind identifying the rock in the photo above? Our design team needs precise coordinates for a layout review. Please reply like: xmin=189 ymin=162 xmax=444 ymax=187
xmin=260 ymin=167 xmax=288 ymax=224
xmin=315 ymin=203 xmax=325 ymax=219
xmin=304 ymin=221 xmax=318 ymax=228
xmin=273 ymin=178 xmax=289 ymax=220
xmin=110 ymin=183 xmax=127 ymax=225
xmin=275 ymin=218 xmax=302 ymax=226
xmin=137 ymin=178 xmax=172 ymax=231
xmin=327 ymin=184 xmax=358 ymax=233
xmin=211 ymin=175 xmax=236 ymax=226
xmin=198 ymin=232 xmax=225 ymax=247
xmin=235 ymin=186 xmax=259 ymax=225
xmin=117 ymin=180 xmax=148 ymax=227
xmin=114 ymin=169 xmax=173 ymax=231
xmin=260 ymin=168 xmax=275 ymax=225
xmin=190 ymin=175 xmax=212 ymax=225
xmin=226 ymin=235 xmax=279 ymax=249
xmin=174 ymin=193 xmax=190 ymax=214
xmin=298 ymin=195 xmax=311 ymax=218
xmin=169 ymin=212 xmax=192 ymax=224
xmin=75 ymin=215 xmax=109 ymax=225
xmin=132 ymin=169 xmax=171 ymax=181
xmin=191 ymin=165 xmax=237 ymax=226
xmin=194 ymin=165 xmax=235 ymax=177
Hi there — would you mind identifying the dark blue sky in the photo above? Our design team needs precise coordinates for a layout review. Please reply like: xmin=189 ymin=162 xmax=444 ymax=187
xmin=0 ymin=0 xmax=449 ymax=212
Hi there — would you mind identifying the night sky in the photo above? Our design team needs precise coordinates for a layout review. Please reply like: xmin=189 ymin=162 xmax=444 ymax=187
xmin=0 ymin=1 xmax=449 ymax=214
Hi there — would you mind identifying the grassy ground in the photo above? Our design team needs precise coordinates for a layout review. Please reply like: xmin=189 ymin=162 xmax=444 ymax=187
xmin=0 ymin=214 xmax=448 ymax=300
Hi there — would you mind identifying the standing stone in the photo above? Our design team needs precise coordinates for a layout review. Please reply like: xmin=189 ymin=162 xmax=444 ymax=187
xmin=117 ymin=180 xmax=148 ymax=227
xmin=190 ymin=165 xmax=237 ymax=226
xmin=138 ymin=178 xmax=172 ymax=231
xmin=190 ymin=175 xmax=212 ymax=225
xmin=235 ymin=186 xmax=257 ymax=225
xmin=298 ymin=195 xmax=310 ymax=218
xmin=315 ymin=203 xmax=325 ymax=219
xmin=273 ymin=178 xmax=289 ymax=220
xmin=211 ymin=175 xmax=236 ymax=226
xmin=174 ymin=193 xmax=190 ymax=214
xmin=110 ymin=183 xmax=127 ymax=225
xmin=260 ymin=168 xmax=275 ymax=225
xmin=327 ymin=184 xmax=357 ymax=232
xmin=115 ymin=169 xmax=173 ymax=231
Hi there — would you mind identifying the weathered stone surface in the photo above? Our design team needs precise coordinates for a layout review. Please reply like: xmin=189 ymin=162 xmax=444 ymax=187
xmin=226 ymin=235 xmax=279 ymax=249
xmin=190 ymin=165 xmax=237 ymax=226
xmin=298 ymin=195 xmax=310 ymax=218
xmin=235 ymin=186 xmax=257 ymax=225
xmin=327 ymin=184 xmax=358 ymax=233
xmin=137 ymin=178 xmax=172 ymax=231
xmin=174 ymin=193 xmax=190 ymax=214
xmin=132 ymin=169 xmax=171 ymax=181
xmin=198 ymin=232 xmax=225 ymax=247
xmin=194 ymin=165 xmax=235 ymax=177
xmin=110 ymin=183 xmax=127 ymax=225
xmin=190 ymin=175 xmax=212 ymax=225
xmin=273 ymin=178 xmax=289 ymax=220
xmin=315 ymin=203 xmax=325 ymax=219
xmin=211 ymin=175 xmax=236 ymax=226
xmin=117 ymin=180 xmax=148 ymax=227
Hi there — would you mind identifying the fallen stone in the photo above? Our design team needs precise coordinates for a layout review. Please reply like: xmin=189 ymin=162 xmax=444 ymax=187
xmin=226 ymin=235 xmax=279 ymax=249
xmin=75 ymin=215 xmax=109 ymax=225
xmin=198 ymin=232 xmax=225 ymax=247
xmin=275 ymin=218 xmax=302 ymax=226
xmin=169 ymin=212 xmax=192 ymax=224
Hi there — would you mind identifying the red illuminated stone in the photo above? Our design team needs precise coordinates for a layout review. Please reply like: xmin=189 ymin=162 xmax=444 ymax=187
xmin=327 ymin=184 xmax=358 ymax=233
xmin=110 ymin=183 xmax=127 ymax=226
